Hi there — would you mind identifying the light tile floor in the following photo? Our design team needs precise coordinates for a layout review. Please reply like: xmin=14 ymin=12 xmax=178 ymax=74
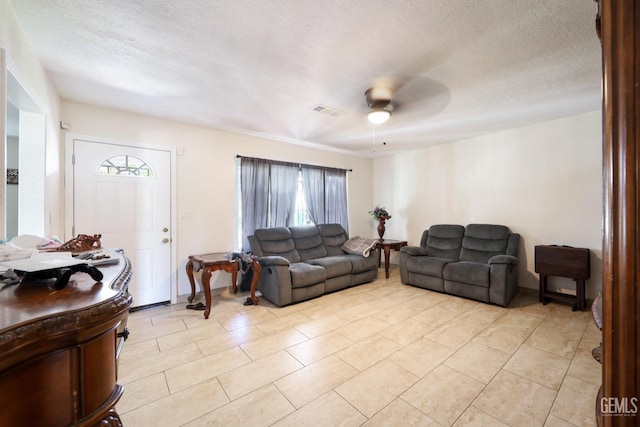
xmin=117 ymin=268 xmax=601 ymax=427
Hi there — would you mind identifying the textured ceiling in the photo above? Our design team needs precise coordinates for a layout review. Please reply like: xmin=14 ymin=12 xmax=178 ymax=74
xmin=10 ymin=0 xmax=601 ymax=157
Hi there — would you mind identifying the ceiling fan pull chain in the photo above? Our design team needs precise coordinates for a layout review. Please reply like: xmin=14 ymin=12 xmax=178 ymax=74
xmin=372 ymin=124 xmax=377 ymax=152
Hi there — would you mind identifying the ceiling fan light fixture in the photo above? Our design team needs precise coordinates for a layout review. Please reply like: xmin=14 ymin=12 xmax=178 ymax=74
xmin=368 ymin=107 xmax=391 ymax=124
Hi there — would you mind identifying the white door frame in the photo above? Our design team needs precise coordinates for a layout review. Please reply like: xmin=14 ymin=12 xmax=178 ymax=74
xmin=64 ymin=132 xmax=178 ymax=304
xmin=0 ymin=49 xmax=6 ymax=239
xmin=1 ymin=51 xmax=47 ymax=240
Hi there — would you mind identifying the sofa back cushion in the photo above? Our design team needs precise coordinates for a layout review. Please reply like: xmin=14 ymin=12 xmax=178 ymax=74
xmin=318 ymin=224 xmax=349 ymax=256
xmin=290 ymin=225 xmax=328 ymax=261
xmin=425 ymin=224 xmax=465 ymax=260
xmin=253 ymin=227 xmax=301 ymax=263
xmin=459 ymin=224 xmax=510 ymax=263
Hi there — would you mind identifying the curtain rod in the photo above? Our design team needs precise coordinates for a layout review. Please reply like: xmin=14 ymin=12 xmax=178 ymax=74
xmin=236 ymin=155 xmax=352 ymax=172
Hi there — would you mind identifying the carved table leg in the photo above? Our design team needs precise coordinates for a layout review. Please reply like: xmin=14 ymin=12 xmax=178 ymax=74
xmin=249 ymin=258 xmax=262 ymax=305
xmin=202 ymin=266 xmax=213 ymax=319
xmin=186 ymin=259 xmax=196 ymax=303
xmin=231 ymin=264 xmax=238 ymax=294
xmin=384 ymin=245 xmax=391 ymax=279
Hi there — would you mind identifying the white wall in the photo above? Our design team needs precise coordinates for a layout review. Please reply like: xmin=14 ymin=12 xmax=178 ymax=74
xmin=0 ymin=0 xmax=605 ymax=301
xmin=372 ymin=111 xmax=603 ymax=299
xmin=0 ymin=0 xmax=606 ymax=305
xmin=0 ymin=0 xmax=62 ymax=237
xmin=61 ymin=100 xmax=374 ymax=296
xmin=62 ymin=102 xmax=603 ymax=300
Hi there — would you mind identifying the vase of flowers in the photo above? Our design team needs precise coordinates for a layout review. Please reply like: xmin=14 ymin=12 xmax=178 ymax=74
xmin=369 ymin=206 xmax=392 ymax=241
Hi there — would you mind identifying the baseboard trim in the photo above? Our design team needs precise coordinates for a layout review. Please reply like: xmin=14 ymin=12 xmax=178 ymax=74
xmin=129 ymin=301 xmax=171 ymax=312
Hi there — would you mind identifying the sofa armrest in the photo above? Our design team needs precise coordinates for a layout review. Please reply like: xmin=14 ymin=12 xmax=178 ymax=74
xmin=256 ymin=260 xmax=293 ymax=307
xmin=489 ymin=255 xmax=519 ymax=306
xmin=400 ymin=246 xmax=429 ymax=256
xmin=258 ymin=256 xmax=291 ymax=267
xmin=488 ymin=254 xmax=518 ymax=265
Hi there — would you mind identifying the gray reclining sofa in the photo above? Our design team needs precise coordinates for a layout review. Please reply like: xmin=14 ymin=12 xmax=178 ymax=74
xmin=248 ymin=224 xmax=378 ymax=307
xmin=399 ymin=224 xmax=520 ymax=306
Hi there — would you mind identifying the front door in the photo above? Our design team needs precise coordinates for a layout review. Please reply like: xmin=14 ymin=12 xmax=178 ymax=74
xmin=72 ymin=139 xmax=172 ymax=307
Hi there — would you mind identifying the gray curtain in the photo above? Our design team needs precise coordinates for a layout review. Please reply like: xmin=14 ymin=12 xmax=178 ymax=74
xmin=241 ymin=157 xmax=349 ymax=250
xmin=241 ymin=157 xmax=270 ymax=250
xmin=302 ymin=166 xmax=348 ymax=232
xmin=269 ymin=162 xmax=299 ymax=227
xmin=301 ymin=166 xmax=324 ymax=224
xmin=325 ymin=168 xmax=348 ymax=231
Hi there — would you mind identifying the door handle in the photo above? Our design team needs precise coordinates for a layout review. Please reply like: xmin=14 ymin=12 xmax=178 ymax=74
xmin=162 ymin=238 xmax=170 ymax=244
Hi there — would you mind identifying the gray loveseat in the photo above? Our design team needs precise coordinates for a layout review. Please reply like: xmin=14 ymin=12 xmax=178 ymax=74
xmin=399 ymin=224 xmax=520 ymax=306
xmin=248 ymin=224 xmax=378 ymax=307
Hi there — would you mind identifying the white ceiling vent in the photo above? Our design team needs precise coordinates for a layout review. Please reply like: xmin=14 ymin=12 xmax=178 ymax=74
xmin=311 ymin=104 xmax=342 ymax=117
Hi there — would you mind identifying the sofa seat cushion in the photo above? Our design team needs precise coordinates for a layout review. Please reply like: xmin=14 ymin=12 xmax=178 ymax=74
xmin=290 ymin=225 xmax=328 ymax=261
xmin=407 ymin=256 xmax=452 ymax=277
xmin=289 ymin=262 xmax=327 ymax=288
xmin=443 ymin=261 xmax=490 ymax=287
xmin=307 ymin=256 xmax=352 ymax=278
xmin=253 ymin=227 xmax=301 ymax=263
xmin=459 ymin=224 xmax=510 ymax=263
xmin=425 ymin=224 xmax=465 ymax=260
xmin=343 ymin=254 xmax=378 ymax=273
xmin=318 ymin=223 xmax=349 ymax=256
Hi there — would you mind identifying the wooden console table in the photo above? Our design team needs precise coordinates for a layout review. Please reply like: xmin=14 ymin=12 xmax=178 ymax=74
xmin=376 ymin=239 xmax=408 ymax=279
xmin=535 ymin=245 xmax=590 ymax=311
xmin=0 ymin=253 xmax=132 ymax=426
xmin=186 ymin=252 xmax=261 ymax=319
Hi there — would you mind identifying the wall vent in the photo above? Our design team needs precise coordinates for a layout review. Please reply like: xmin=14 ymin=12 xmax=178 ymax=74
xmin=311 ymin=104 xmax=342 ymax=117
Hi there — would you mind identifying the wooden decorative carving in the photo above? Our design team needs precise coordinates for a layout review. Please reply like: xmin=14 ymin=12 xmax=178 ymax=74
xmin=0 ymin=256 xmax=132 ymax=357
xmin=0 ymin=253 xmax=132 ymax=426
xmin=97 ymin=409 xmax=124 ymax=427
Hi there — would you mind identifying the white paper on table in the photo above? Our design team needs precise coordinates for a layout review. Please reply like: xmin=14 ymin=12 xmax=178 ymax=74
xmin=0 ymin=256 xmax=85 ymax=273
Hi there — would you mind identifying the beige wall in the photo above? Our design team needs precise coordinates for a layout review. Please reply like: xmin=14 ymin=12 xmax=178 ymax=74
xmin=61 ymin=100 xmax=374 ymax=295
xmin=1 ymin=0 xmax=62 ymax=236
xmin=2 ymin=0 xmax=603 ymax=300
xmin=372 ymin=110 xmax=603 ymax=298
xmin=62 ymin=102 xmax=602 ymax=299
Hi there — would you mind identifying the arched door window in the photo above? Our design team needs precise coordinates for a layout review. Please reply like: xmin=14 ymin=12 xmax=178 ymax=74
xmin=97 ymin=155 xmax=154 ymax=177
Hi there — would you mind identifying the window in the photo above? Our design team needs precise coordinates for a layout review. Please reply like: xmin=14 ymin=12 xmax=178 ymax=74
xmin=97 ymin=155 xmax=154 ymax=177
xmin=293 ymin=172 xmax=313 ymax=226
xmin=237 ymin=156 xmax=348 ymax=251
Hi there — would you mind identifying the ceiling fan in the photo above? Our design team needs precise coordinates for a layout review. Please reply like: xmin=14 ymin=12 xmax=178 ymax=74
xmin=365 ymin=87 xmax=393 ymax=124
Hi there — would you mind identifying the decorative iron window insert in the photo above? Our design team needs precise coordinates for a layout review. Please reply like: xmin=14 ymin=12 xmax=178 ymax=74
xmin=97 ymin=155 xmax=154 ymax=177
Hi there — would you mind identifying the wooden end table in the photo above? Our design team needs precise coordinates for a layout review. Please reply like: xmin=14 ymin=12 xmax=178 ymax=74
xmin=376 ymin=239 xmax=408 ymax=279
xmin=534 ymin=245 xmax=590 ymax=311
xmin=186 ymin=252 xmax=261 ymax=319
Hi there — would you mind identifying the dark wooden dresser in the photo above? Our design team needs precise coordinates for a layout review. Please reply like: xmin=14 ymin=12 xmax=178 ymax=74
xmin=0 ymin=253 xmax=132 ymax=426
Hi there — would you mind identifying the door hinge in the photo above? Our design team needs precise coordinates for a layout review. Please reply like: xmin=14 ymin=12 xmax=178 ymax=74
xmin=72 ymin=153 xmax=75 ymax=165
xmin=72 ymin=225 xmax=75 ymax=236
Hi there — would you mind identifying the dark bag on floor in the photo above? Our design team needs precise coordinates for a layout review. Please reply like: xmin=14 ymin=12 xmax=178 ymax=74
xmin=239 ymin=269 xmax=253 ymax=292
